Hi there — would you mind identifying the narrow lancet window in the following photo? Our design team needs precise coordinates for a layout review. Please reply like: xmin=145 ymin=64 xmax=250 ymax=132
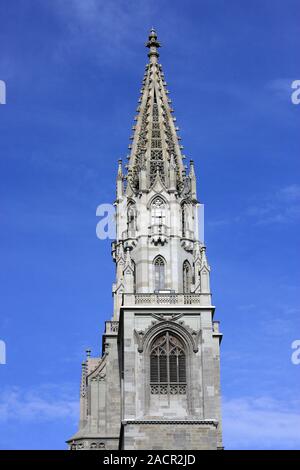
xmin=154 ymin=256 xmax=165 ymax=291
xmin=151 ymin=197 xmax=166 ymax=226
xmin=127 ymin=203 xmax=136 ymax=235
xmin=183 ymin=260 xmax=191 ymax=293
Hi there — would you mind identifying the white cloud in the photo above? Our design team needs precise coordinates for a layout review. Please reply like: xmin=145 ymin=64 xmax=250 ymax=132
xmin=1 ymin=388 xmax=299 ymax=450
xmin=209 ymin=184 xmax=300 ymax=231
xmin=0 ymin=384 xmax=78 ymax=423
xmin=223 ymin=395 xmax=300 ymax=449
xmin=207 ymin=218 xmax=230 ymax=228
xmin=246 ymin=184 xmax=300 ymax=226
xmin=280 ymin=184 xmax=300 ymax=202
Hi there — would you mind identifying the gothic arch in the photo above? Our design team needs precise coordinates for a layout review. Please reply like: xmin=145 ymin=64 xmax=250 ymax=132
xmin=147 ymin=194 xmax=168 ymax=210
xmin=150 ymin=196 xmax=167 ymax=226
xmin=138 ymin=321 xmax=199 ymax=415
xmin=132 ymin=259 xmax=136 ymax=292
xmin=127 ymin=201 xmax=137 ymax=232
xmin=135 ymin=319 xmax=200 ymax=355
xmin=153 ymin=254 xmax=166 ymax=265
xmin=181 ymin=201 xmax=189 ymax=237
xmin=150 ymin=331 xmax=186 ymax=395
xmin=87 ymin=354 xmax=107 ymax=381
xmin=153 ymin=255 xmax=166 ymax=291
xmin=183 ymin=260 xmax=192 ymax=293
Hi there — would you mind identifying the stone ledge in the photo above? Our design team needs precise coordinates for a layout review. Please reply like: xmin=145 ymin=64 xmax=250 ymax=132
xmin=122 ymin=419 xmax=218 ymax=428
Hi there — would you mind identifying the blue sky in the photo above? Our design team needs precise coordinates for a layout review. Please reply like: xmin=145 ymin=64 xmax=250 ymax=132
xmin=0 ymin=0 xmax=299 ymax=450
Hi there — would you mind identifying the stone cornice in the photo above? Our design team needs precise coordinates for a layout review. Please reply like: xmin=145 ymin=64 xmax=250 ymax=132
xmin=122 ymin=419 xmax=218 ymax=428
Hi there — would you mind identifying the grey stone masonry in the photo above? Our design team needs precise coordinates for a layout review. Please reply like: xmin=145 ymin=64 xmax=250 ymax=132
xmin=121 ymin=421 xmax=219 ymax=450
xmin=67 ymin=29 xmax=223 ymax=451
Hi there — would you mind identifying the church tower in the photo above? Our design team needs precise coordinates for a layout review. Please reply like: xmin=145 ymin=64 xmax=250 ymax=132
xmin=67 ymin=29 xmax=223 ymax=451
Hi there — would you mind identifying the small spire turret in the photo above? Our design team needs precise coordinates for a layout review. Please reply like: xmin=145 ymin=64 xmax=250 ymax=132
xmin=116 ymin=159 xmax=124 ymax=199
xmin=189 ymin=160 xmax=197 ymax=200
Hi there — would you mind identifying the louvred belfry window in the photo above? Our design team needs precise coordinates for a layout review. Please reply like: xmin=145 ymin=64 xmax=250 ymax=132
xmin=150 ymin=332 xmax=186 ymax=395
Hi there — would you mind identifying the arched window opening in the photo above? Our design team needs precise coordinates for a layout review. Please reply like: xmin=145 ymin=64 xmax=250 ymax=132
xmin=150 ymin=332 xmax=186 ymax=395
xmin=181 ymin=203 xmax=192 ymax=238
xmin=151 ymin=197 xmax=166 ymax=226
xmin=127 ymin=203 xmax=136 ymax=234
xmin=132 ymin=260 xmax=136 ymax=293
xmin=183 ymin=260 xmax=191 ymax=293
xmin=181 ymin=203 xmax=186 ymax=237
xmin=154 ymin=256 xmax=165 ymax=291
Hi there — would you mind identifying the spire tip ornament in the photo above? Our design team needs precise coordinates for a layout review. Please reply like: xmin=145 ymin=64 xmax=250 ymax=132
xmin=146 ymin=27 xmax=161 ymax=62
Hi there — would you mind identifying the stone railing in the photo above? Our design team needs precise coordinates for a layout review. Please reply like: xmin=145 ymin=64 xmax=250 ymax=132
xmin=150 ymin=383 xmax=186 ymax=395
xmin=105 ymin=321 xmax=119 ymax=334
xmin=150 ymin=224 xmax=169 ymax=236
xmin=135 ymin=293 xmax=202 ymax=305
xmin=122 ymin=293 xmax=211 ymax=306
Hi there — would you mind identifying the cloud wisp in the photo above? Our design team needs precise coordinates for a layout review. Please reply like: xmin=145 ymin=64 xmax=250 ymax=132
xmin=0 ymin=384 xmax=78 ymax=424
xmin=223 ymin=395 xmax=300 ymax=450
xmin=208 ymin=184 xmax=300 ymax=230
xmin=247 ymin=184 xmax=300 ymax=226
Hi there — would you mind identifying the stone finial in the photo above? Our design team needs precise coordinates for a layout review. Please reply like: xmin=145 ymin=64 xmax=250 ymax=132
xmin=189 ymin=160 xmax=195 ymax=177
xmin=123 ymin=247 xmax=134 ymax=292
xmin=189 ymin=160 xmax=197 ymax=199
xmin=116 ymin=159 xmax=124 ymax=199
xmin=117 ymin=159 xmax=123 ymax=177
xmin=200 ymin=245 xmax=209 ymax=268
xmin=146 ymin=28 xmax=161 ymax=62
xmin=125 ymin=246 xmax=131 ymax=262
xmin=86 ymin=349 xmax=91 ymax=358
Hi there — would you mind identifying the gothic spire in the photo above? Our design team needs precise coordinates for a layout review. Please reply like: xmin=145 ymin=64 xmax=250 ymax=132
xmin=125 ymin=29 xmax=186 ymax=194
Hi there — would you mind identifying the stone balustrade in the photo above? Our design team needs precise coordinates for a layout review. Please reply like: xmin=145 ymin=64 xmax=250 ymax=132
xmin=105 ymin=321 xmax=119 ymax=333
xmin=122 ymin=293 xmax=211 ymax=306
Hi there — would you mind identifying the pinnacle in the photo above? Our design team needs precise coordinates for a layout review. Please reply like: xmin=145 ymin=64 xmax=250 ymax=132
xmin=146 ymin=27 xmax=161 ymax=62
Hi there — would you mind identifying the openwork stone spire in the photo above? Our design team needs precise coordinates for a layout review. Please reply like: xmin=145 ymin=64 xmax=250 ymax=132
xmin=126 ymin=29 xmax=186 ymax=194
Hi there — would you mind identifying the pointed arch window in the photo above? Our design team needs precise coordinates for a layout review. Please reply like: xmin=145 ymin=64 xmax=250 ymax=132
xmin=151 ymin=198 xmax=166 ymax=226
xmin=150 ymin=332 xmax=186 ymax=395
xmin=132 ymin=260 xmax=136 ymax=293
xmin=154 ymin=256 xmax=165 ymax=291
xmin=181 ymin=203 xmax=187 ymax=237
xmin=183 ymin=260 xmax=191 ymax=293
xmin=127 ymin=203 xmax=136 ymax=235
